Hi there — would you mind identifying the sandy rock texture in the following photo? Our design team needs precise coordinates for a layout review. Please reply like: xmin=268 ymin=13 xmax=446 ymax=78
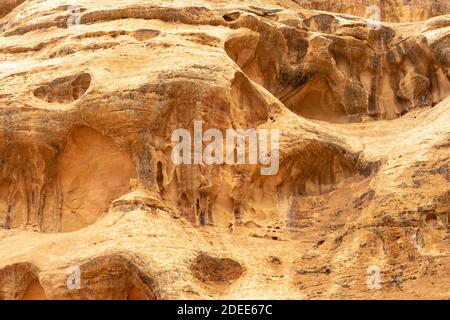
xmin=0 ymin=0 xmax=449 ymax=299
xmin=292 ymin=0 xmax=450 ymax=22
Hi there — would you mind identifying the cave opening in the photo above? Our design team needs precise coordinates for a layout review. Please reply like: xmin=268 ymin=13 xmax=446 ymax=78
xmin=21 ymin=279 xmax=47 ymax=300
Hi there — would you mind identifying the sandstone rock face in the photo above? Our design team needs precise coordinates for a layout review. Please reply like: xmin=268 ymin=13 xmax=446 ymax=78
xmin=0 ymin=1 xmax=26 ymax=19
xmin=0 ymin=0 xmax=449 ymax=299
xmin=293 ymin=0 xmax=450 ymax=22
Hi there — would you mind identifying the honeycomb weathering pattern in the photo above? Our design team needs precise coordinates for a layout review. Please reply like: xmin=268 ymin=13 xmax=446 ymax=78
xmin=0 ymin=0 xmax=449 ymax=300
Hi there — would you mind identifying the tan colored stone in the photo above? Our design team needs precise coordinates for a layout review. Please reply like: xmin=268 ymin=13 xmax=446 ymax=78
xmin=0 ymin=0 xmax=448 ymax=300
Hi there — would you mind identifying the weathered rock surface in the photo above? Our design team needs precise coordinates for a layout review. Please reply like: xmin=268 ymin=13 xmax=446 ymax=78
xmin=0 ymin=0 xmax=448 ymax=299
xmin=292 ymin=0 xmax=450 ymax=22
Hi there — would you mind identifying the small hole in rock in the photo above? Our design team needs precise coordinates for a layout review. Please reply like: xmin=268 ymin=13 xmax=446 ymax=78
xmin=191 ymin=253 xmax=244 ymax=284
xmin=22 ymin=279 xmax=47 ymax=300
